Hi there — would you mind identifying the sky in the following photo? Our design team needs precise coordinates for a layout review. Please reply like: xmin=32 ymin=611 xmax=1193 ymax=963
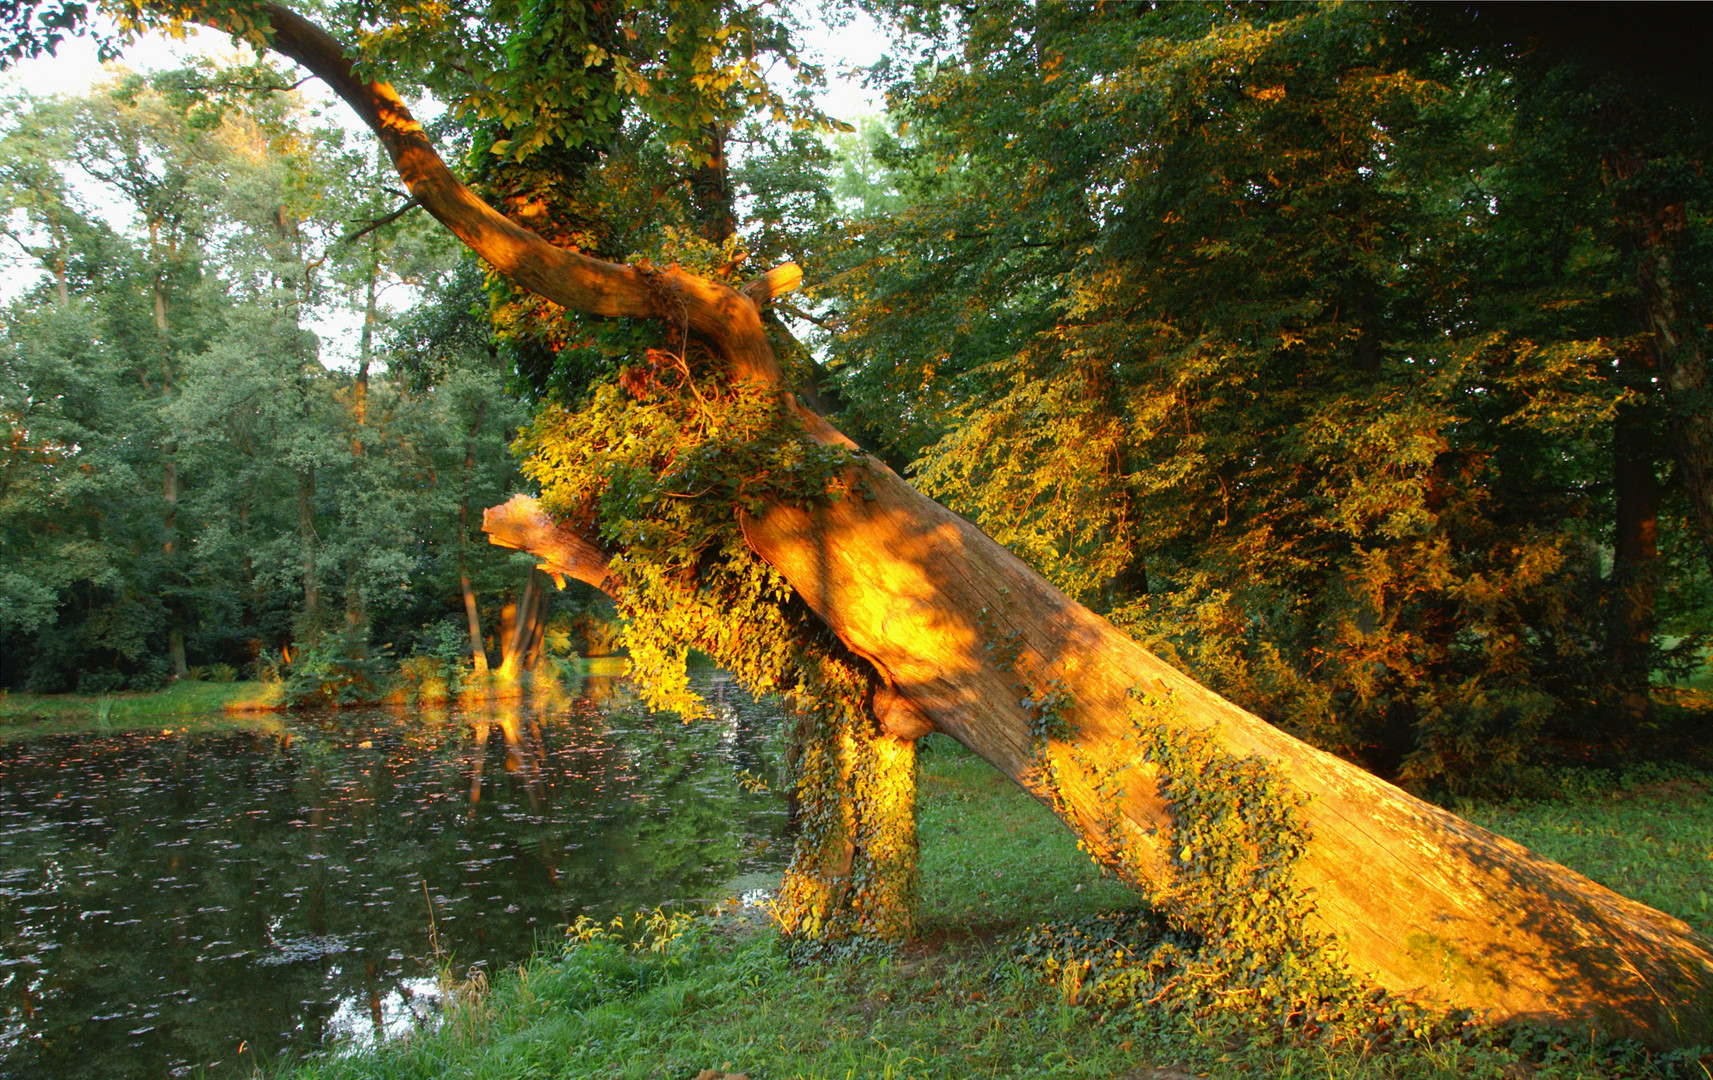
xmin=0 ymin=10 xmax=889 ymax=116
xmin=0 ymin=7 xmax=890 ymax=367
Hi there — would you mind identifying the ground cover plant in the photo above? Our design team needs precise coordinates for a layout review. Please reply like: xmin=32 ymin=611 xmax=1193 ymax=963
xmin=279 ymin=740 xmax=1713 ymax=1080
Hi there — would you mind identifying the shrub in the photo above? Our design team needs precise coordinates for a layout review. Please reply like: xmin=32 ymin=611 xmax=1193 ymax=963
xmin=282 ymin=628 xmax=394 ymax=707
xmin=76 ymin=669 xmax=126 ymax=695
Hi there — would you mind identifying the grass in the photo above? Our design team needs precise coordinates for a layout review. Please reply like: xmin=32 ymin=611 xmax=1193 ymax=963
xmin=275 ymin=736 xmax=1713 ymax=1080
xmin=1457 ymin=765 xmax=1713 ymax=937
xmin=0 ymin=679 xmax=284 ymax=741
xmin=0 ymin=655 xmax=620 ymax=739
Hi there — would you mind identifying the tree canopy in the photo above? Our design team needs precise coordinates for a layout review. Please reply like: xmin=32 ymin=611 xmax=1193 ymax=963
xmin=5 ymin=0 xmax=1713 ymax=1049
xmin=817 ymin=1 xmax=1713 ymax=794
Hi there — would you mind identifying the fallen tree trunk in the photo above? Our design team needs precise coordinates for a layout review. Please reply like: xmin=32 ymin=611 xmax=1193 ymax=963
xmin=245 ymin=2 xmax=1713 ymax=1047
xmin=491 ymin=469 xmax=1713 ymax=1045
xmin=737 ymin=467 xmax=1713 ymax=1045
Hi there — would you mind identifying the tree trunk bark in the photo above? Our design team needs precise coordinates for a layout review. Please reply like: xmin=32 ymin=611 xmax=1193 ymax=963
xmin=240 ymin=4 xmax=1713 ymax=1046
xmin=460 ymin=566 xmax=489 ymax=678
xmin=740 ymin=461 xmax=1713 ymax=1045
xmin=459 ymin=404 xmax=492 ymax=679
xmin=155 ymin=268 xmax=188 ymax=679
xmin=298 ymin=463 xmax=320 ymax=626
xmin=497 ymin=569 xmax=546 ymax=679
xmin=1639 ymin=243 xmax=1713 ymax=575
xmin=1607 ymin=399 xmax=1660 ymax=728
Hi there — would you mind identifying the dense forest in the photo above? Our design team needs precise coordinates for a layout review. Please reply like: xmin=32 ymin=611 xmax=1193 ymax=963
xmin=0 ymin=69 xmax=605 ymax=697
xmin=6 ymin=1 xmax=1708 ymax=794
xmin=817 ymin=3 xmax=1713 ymax=798
xmin=5 ymin=0 xmax=1713 ymax=1050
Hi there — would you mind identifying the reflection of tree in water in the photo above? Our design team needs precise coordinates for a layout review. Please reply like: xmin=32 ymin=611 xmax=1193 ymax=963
xmin=0 ymin=673 xmax=788 ymax=1080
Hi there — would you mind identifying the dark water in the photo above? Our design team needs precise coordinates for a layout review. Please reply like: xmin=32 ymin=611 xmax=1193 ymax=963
xmin=0 ymin=674 xmax=791 ymax=1080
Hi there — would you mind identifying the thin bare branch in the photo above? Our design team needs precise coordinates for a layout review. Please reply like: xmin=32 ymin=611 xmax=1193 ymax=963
xmin=341 ymin=197 xmax=420 ymax=245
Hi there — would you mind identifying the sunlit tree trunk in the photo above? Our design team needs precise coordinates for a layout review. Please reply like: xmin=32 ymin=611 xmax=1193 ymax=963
xmin=496 ymin=568 xmax=547 ymax=680
xmin=242 ymin=4 xmax=1713 ymax=1048
xmin=351 ymin=145 xmax=386 ymax=451
xmin=458 ymin=401 xmax=492 ymax=678
xmin=460 ymin=566 xmax=489 ymax=677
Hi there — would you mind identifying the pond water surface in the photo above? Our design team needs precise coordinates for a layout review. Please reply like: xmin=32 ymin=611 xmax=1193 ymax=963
xmin=0 ymin=673 xmax=790 ymax=1080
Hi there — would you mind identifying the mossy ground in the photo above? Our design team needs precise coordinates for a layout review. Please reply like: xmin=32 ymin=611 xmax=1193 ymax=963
xmin=275 ymin=737 xmax=1713 ymax=1080
xmin=0 ymin=680 xmax=284 ymax=741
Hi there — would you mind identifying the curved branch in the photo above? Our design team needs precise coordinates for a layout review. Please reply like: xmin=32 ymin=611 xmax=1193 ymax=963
xmin=245 ymin=3 xmax=788 ymax=383
xmin=257 ymin=6 xmax=649 ymax=317
xmin=341 ymin=196 xmax=419 ymax=245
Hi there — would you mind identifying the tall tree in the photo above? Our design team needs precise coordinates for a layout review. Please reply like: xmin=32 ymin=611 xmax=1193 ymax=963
xmin=22 ymin=0 xmax=1711 ymax=1046
xmin=0 ymin=78 xmax=235 ymax=688
xmin=820 ymin=2 xmax=1713 ymax=788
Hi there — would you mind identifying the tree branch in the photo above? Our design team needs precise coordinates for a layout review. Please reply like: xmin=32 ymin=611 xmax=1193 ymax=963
xmin=777 ymin=300 xmax=834 ymax=328
xmin=233 ymin=3 xmax=793 ymax=385
xmin=222 ymin=75 xmax=313 ymax=93
xmin=482 ymin=495 xmax=614 ymax=595
xmin=342 ymin=197 xmax=420 ymax=245
xmin=740 ymin=262 xmax=802 ymax=305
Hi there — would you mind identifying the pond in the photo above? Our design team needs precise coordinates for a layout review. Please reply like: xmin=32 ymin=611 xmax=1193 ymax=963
xmin=0 ymin=672 xmax=792 ymax=1080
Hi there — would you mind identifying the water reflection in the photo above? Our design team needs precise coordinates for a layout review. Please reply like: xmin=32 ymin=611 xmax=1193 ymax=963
xmin=0 ymin=673 xmax=788 ymax=1080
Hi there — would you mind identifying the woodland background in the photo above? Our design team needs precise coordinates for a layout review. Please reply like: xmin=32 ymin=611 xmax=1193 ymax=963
xmin=3 ymin=0 xmax=1710 ymax=798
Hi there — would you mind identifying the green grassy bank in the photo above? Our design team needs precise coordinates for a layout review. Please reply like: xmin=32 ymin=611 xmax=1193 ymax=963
xmin=0 ymin=680 xmax=284 ymax=741
xmin=0 ymin=657 xmax=635 ymax=742
xmin=281 ymin=739 xmax=1713 ymax=1080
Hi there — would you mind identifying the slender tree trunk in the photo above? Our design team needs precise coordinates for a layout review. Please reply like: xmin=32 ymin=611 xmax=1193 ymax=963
xmin=164 ymin=443 xmax=186 ymax=678
xmin=460 ymin=568 xmax=489 ymax=678
xmin=1607 ymin=399 xmax=1660 ymax=728
xmin=155 ymin=273 xmax=188 ymax=679
xmin=298 ymin=464 xmax=320 ymax=626
xmin=352 ymin=214 xmax=378 ymax=450
xmin=1638 ymin=245 xmax=1713 ymax=572
xmin=238 ymin=496 xmax=253 ymax=585
xmin=243 ymin=6 xmax=1713 ymax=1046
xmin=691 ymin=123 xmax=736 ymax=247
xmin=497 ymin=569 xmax=544 ymax=679
xmin=1605 ymin=139 xmax=1713 ymax=580
xmin=459 ymin=402 xmax=490 ymax=677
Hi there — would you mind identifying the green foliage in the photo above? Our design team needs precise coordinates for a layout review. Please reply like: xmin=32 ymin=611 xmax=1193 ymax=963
xmin=0 ymin=69 xmax=533 ymax=694
xmin=281 ymin=626 xmax=395 ymax=706
xmin=1004 ymin=631 xmax=1351 ymax=1026
xmin=1123 ymin=691 xmax=1345 ymax=1013
xmin=826 ymin=1 xmax=1713 ymax=795
xmin=394 ymin=618 xmax=478 ymax=698
xmin=518 ymin=355 xmax=917 ymax=940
